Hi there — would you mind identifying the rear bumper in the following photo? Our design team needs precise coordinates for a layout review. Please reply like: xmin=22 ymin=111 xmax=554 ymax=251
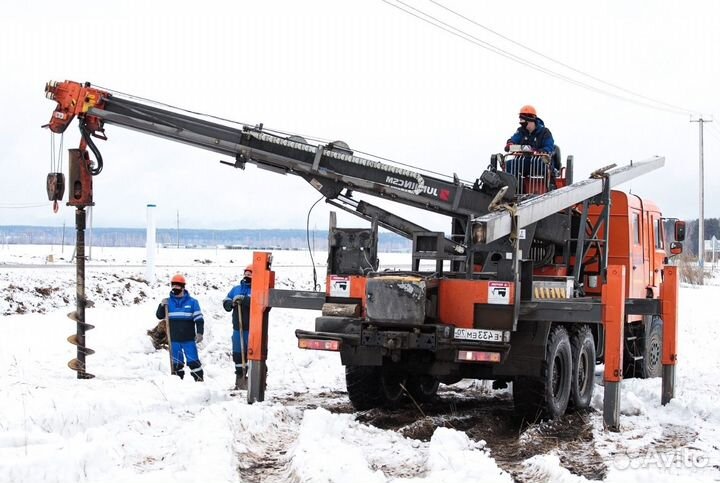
xmin=295 ymin=318 xmax=510 ymax=363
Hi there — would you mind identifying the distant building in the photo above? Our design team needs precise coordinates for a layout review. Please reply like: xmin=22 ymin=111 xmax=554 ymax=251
xmin=704 ymin=237 xmax=720 ymax=263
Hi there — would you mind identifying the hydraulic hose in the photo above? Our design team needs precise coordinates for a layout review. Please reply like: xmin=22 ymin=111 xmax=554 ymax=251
xmin=79 ymin=119 xmax=104 ymax=175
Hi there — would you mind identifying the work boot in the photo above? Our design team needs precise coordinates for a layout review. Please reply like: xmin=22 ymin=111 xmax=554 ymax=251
xmin=235 ymin=373 xmax=248 ymax=390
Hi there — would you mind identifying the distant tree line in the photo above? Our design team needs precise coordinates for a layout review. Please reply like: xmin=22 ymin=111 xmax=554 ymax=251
xmin=0 ymin=226 xmax=411 ymax=252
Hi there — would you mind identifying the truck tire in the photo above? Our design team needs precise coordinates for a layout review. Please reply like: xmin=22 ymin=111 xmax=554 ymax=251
xmin=570 ymin=325 xmax=595 ymax=409
xmin=622 ymin=323 xmax=644 ymax=379
xmin=406 ymin=375 xmax=439 ymax=403
xmin=379 ymin=367 xmax=407 ymax=407
xmin=643 ymin=317 xmax=663 ymax=378
xmin=345 ymin=365 xmax=382 ymax=410
xmin=345 ymin=365 xmax=408 ymax=410
xmin=513 ymin=325 xmax=572 ymax=420
xmin=623 ymin=317 xmax=663 ymax=379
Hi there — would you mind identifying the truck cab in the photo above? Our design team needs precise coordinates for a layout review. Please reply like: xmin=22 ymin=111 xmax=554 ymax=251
xmin=584 ymin=191 xmax=680 ymax=300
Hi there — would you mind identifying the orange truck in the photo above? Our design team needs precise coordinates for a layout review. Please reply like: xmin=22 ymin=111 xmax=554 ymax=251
xmin=43 ymin=80 xmax=685 ymax=429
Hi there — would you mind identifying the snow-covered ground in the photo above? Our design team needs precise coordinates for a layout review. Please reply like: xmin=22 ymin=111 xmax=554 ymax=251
xmin=1 ymin=244 xmax=719 ymax=482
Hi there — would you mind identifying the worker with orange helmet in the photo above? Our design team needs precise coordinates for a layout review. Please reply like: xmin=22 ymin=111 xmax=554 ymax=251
xmin=222 ymin=263 xmax=253 ymax=390
xmin=504 ymin=105 xmax=556 ymax=175
xmin=156 ymin=273 xmax=205 ymax=381
xmin=505 ymin=105 xmax=555 ymax=154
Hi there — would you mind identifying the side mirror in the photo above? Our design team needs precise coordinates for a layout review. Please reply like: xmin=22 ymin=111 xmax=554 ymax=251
xmin=674 ymin=221 xmax=686 ymax=242
xmin=669 ymin=241 xmax=683 ymax=256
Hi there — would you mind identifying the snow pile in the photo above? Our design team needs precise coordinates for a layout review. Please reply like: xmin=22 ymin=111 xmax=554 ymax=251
xmin=522 ymin=454 xmax=590 ymax=483
xmin=291 ymin=408 xmax=388 ymax=482
xmin=422 ymin=427 xmax=511 ymax=483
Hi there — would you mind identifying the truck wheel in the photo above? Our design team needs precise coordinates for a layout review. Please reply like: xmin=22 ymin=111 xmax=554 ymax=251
xmin=570 ymin=325 xmax=595 ymax=409
xmin=380 ymin=367 xmax=407 ymax=407
xmin=513 ymin=325 xmax=572 ymax=420
xmin=406 ymin=375 xmax=439 ymax=403
xmin=624 ymin=317 xmax=663 ymax=379
xmin=622 ymin=323 xmax=644 ymax=379
xmin=643 ymin=317 xmax=663 ymax=378
xmin=345 ymin=366 xmax=382 ymax=410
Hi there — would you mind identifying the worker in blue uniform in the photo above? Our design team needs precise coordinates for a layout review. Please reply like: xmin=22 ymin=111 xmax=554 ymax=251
xmin=156 ymin=273 xmax=205 ymax=381
xmin=504 ymin=104 xmax=557 ymax=175
xmin=223 ymin=265 xmax=253 ymax=390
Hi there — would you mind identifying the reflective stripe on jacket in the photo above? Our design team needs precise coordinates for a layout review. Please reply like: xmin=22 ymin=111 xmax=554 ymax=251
xmin=156 ymin=291 xmax=204 ymax=342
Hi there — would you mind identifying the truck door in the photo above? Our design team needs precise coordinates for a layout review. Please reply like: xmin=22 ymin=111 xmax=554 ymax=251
xmin=649 ymin=213 xmax=665 ymax=289
xmin=629 ymin=209 xmax=645 ymax=298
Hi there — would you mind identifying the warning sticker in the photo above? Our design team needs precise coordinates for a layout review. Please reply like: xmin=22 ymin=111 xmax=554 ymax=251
xmin=329 ymin=275 xmax=351 ymax=297
xmin=488 ymin=282 xmax=511 ymax=304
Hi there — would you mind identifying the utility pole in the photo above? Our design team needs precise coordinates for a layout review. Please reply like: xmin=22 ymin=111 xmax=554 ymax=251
xmin=690 ymin=117 xmax=711 ymax=270
xmin=176 ymin=209 xmax=180 ymax=249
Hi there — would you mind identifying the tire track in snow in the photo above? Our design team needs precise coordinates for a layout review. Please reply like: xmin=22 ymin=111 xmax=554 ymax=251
xmin=233 ymin=391 xmax=350 ymax=482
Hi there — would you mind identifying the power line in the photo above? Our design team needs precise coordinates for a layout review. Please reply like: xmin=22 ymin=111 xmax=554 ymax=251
xmin=383 ymin=0 xmax=695 ymax=116
xmin=0 ymin=202 xmax=50 ymax=209
xmin=708 ymin=118 xmax=720 ymax=135
xmin=429 ymin=0 xmax=696 ymax=116
xmin=707 ymin=121 xmax=720 ymax=145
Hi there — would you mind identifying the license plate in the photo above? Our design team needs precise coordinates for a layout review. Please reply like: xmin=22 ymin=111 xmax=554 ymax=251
xmin=453 ymin=328 xmax=504 ymax=342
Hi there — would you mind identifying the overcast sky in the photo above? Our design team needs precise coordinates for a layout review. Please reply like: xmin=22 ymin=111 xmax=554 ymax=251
xmin=1 ymin=0 xmax=719 ymax=233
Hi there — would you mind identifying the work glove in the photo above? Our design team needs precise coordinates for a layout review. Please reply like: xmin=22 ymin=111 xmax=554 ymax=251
xmin=195 ymin=333 xmax=204 ymax=343
xmin=504 ymin=143 xmax=510 ymax=153
xmin=161 ymin=298 xmax=169 ymax=306
xmin=232 ymin=294 xmax=245 ymax=305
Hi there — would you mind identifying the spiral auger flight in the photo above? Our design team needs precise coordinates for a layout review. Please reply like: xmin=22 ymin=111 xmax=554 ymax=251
xmin=67 ymin=208 xmax=95 ymax=379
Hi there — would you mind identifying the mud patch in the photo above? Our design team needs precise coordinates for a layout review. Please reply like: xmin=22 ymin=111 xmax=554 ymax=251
xmin=601 ymin=422 xmax=702 ymax=472
xmin=34 ymin=286 xmax=58 ymax=297
xmin=512 ymin=411 xmax=605 ymax=481
xmin=354 ymin=388 xmax=607 ymax=482
xmin=653 ymin=424 xmax=699 ymax=452
xmin=238 ymin=446 xmax=290 ymax=483
xmin=279 ymin=390 xmax=351 ymax=412
xmin=236 ymin=405 xmax=308 ymax=483
xmin=261 ymin=387 xmax=608 ymax=482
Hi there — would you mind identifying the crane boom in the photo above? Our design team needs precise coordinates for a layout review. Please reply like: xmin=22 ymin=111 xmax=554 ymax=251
xmin=45 ymin=81 xmax=498 ymax=221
